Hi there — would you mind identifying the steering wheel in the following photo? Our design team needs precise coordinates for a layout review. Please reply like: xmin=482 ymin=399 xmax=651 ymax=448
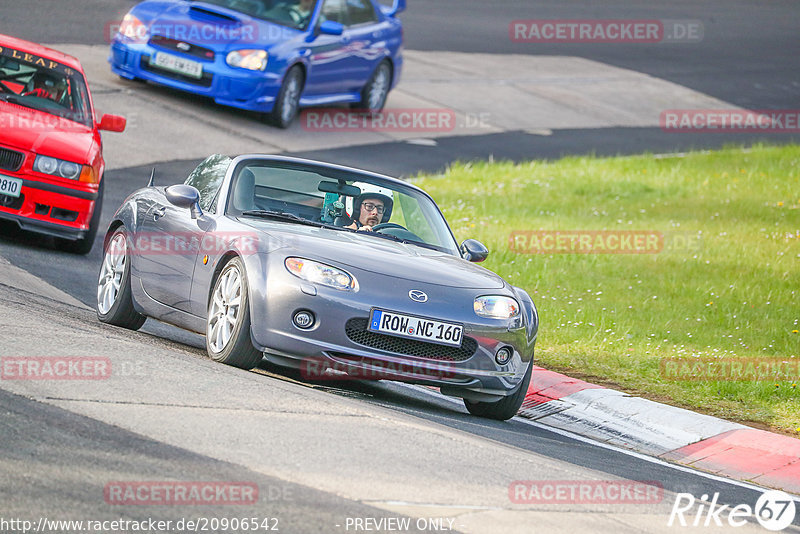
xmin=371 ymin=222 xmax=407 ymax=232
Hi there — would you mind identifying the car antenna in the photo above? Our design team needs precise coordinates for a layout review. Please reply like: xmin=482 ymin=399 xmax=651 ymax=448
xmin=147 ymin=168 xmax=155 ymax=187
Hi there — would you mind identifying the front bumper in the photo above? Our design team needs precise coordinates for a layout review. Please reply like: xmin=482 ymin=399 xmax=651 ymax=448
xmin=110 ymin=40 xmax=283 ymax=113
xmin=246 ymin=255 xmax=536 ymax=401
xmin=0 ymin=173 xmax=97 ymax=240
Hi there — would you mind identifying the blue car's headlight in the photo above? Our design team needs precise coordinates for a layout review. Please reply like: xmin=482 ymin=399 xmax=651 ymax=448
xmin=474 ymin=296 xmax=520 ymax=319
xmin=285 ymin=258 xmax=357 ymax=291
xmin=226 ymin=50 xmax=268 ymax=71
xmin=33 ymin=155 xmax=82 ymax=180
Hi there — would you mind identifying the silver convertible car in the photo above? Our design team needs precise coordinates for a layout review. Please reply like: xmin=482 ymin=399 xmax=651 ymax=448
xmin=96 ymin=155 xmax=538 ymax=420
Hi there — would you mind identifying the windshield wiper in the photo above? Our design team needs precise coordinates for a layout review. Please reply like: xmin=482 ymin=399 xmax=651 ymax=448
xmin=0 ymin=94 xmax=34 ymax=109
xmin=241 ymin=210 xmax=342 ymax=230
xmin=357 ymin=229 xmax=442 ymax=252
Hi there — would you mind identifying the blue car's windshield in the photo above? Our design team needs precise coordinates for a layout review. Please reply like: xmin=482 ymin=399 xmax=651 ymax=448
xmin=227 ymin=161 xmax=461 ymax=256
xmin=193 ymin=0 xmax=318 ymax=30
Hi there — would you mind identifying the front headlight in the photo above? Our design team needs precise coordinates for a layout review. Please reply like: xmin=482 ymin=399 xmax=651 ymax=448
xmin=285 ymin=257 xmax=357 ymax=291
xmin=226 ymin=50 xmax=268 ymax=71
xmin=474 ymin=295 xmax=520 ymax=319
xmin=118 ymin=13 xmax=148 ymax=43
xmin=33 ymin=155 xmax=94 ymax=182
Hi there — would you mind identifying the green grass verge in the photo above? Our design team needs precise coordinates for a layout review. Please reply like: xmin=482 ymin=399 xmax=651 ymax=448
xmin=412 ymin=144 xmax=800 ymax=435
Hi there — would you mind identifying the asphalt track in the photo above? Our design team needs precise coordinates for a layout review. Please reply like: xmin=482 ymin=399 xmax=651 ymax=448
xmin=1 ymin=1 xmax=799 ymax=532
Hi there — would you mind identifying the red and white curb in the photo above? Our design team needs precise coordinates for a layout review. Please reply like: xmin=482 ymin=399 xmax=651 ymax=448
xmin=521 ymin=366 xmax=800 ymax=495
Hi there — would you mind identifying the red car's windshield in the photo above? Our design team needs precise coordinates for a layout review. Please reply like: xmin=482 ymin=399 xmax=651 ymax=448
xmin=0 ymin=46 xmax=93 ymax=127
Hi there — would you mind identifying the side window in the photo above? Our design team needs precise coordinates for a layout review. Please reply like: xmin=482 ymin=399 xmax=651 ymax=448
xmin=184 ymin=154 xmax=232 ymax=212
xmin=345 ymin=0 xmax=378 ymax=25
xmin=319 ymin=0 xmax=344 ymax=23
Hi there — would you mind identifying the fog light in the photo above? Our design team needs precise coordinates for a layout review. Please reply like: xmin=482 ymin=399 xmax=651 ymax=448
xmin=293 ymin=310 xmax=315 ymax=329
xmin=495 ymin=346 xmax=513 ymax=365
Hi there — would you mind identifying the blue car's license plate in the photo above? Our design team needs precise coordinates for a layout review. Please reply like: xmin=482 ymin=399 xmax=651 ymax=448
xmin=369 ymin=309 xmax=464 ymax=348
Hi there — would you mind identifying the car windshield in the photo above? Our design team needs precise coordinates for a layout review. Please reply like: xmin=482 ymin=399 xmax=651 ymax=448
xmin=0 ymin=47 xmax=93 ymax=127
xmin=227 ymin=160 xmax=460 ymax=255
xmin=193 ymin=0 xmax=318 ymax=30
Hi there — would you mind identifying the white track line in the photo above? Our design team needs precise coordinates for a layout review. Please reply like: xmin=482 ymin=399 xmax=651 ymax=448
xmin=394 ymin=382 xmax=800 ymax=501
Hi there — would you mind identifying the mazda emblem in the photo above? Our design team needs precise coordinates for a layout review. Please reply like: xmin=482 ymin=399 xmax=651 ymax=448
xmin=408 ymin=290 xmax=428 ymax=303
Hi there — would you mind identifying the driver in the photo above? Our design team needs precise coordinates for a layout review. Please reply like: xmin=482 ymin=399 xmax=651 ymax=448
xmin=288 ymin=0 xmax=315 ymax=25
xmin=23 ymin=72 xmax=65 ymax=102
xmin=347 ymin=192 xmax=393 ymax=231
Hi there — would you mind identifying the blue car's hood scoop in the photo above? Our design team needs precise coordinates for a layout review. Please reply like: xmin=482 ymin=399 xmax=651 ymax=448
xmin=143 ymin=2 xmax=298 ymax=47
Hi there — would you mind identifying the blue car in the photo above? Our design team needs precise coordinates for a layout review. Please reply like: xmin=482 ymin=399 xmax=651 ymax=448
xmin=109 ymin=0 xmax=404 ymax=127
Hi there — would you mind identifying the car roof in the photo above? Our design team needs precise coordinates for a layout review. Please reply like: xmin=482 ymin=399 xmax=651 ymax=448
xmin=0 ymin=33 xmax=84 ymax=73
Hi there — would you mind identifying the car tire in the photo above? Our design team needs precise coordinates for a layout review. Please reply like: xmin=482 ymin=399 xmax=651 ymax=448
xmin=55 ymin=179 xmax=103 ymax=255
xmin=268 ymin=65 xmax=304 ymax=129
xmin=206 ymin=256 xmax=263 ymax=370
xmin=352 ymin=60 xmax=391 ymax=113
xmin=463 ymin=360 xmax=533 ymax=421
xmin=96 ymin=226 xmax=146 ymax=330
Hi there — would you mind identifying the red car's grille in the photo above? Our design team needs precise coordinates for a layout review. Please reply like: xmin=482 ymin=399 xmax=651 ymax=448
xmin=345 ymin=318 xmax=477 ymax=362
xmin=0 ymin=147 xmax=24 ymax=172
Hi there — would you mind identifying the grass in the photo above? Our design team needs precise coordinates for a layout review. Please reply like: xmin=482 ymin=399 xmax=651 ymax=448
xmin=412 ymin=144 xmax=800 ymax=435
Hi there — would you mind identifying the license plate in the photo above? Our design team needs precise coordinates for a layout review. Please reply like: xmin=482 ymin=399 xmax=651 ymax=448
xmin=151 ymin=51 xmax=202 ymax=79
xmin=369 ymin=309 xmax=464 ymax=348
xmin=0 ymin=175 xmax=22 ymax=198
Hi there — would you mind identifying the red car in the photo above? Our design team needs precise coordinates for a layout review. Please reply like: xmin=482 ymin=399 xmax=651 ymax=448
xmin=0 ymin=34 xmax=126 ymax=254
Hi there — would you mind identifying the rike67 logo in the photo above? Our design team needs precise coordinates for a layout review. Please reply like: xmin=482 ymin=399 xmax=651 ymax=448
xmin=668 ymin=490 xmax=797 ymax=531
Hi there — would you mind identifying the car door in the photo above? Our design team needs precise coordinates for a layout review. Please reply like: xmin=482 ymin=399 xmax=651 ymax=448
xmin=304 ymin=0 xmax=359 ymax=96
xmin=341 ymin=0 xmax=386 ymax=86
xmin=137 ymin=155 xmax=230 ymax=313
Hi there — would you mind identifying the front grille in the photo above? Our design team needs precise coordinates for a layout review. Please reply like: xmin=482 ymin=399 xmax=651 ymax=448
xmin=149 ymin=36 xmax=215 ymax=61
xmin=141 ymin=56 xmax=214 ymax=87
xmin=345 ymin=318 xmax=477 ymax=362
xmin=0 ymin=147 xmax=24 ymax=172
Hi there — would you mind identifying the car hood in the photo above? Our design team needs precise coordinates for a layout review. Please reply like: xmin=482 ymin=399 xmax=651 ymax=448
xmin=143 ymin=1 xmax=299 ymax=49
xmin=238 ymin=219 xmax=507 ymax=290
xmin=0 ymin=102 xmax=94 ymax=162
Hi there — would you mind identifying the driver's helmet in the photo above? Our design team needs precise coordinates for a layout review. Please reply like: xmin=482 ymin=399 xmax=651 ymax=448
xmin=347 ymin=182 xmax=394 ymax=225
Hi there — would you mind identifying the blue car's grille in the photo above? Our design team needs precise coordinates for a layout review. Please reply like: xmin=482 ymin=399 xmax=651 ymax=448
xmin=345 ymin=318 xmax=477 ymax=362
xmin=140 ymin=56 xmax=214 ymax=87
xmin=149 ymin=36 xmax=215 ymax=61
xmin=0 ymin=147 xmax=24 ymax=172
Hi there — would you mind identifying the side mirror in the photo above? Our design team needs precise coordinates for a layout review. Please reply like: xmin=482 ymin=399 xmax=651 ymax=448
xmin=97 ymin=114 xmax=126 ymax=132
xmin=460 ymin=239 xmax=489 ymax=263
xmin=318 ymin=20 xmax=344 ymax=35
xmin=387 ymin=0 xmax=406 ymax=16
xmin=166 ymin=184 xmax=203 ymax=219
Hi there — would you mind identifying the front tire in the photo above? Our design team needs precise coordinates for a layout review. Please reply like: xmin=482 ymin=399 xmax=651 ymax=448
xmin=96 ymin=226 xmax=146 ymax=330
xmin=206 ymin=257 xmax=263 ymax=370
xmin=268 ymin=66 xmax=304 ymax=129
xmin=464 ymin=360 xmax=533 ymax=421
